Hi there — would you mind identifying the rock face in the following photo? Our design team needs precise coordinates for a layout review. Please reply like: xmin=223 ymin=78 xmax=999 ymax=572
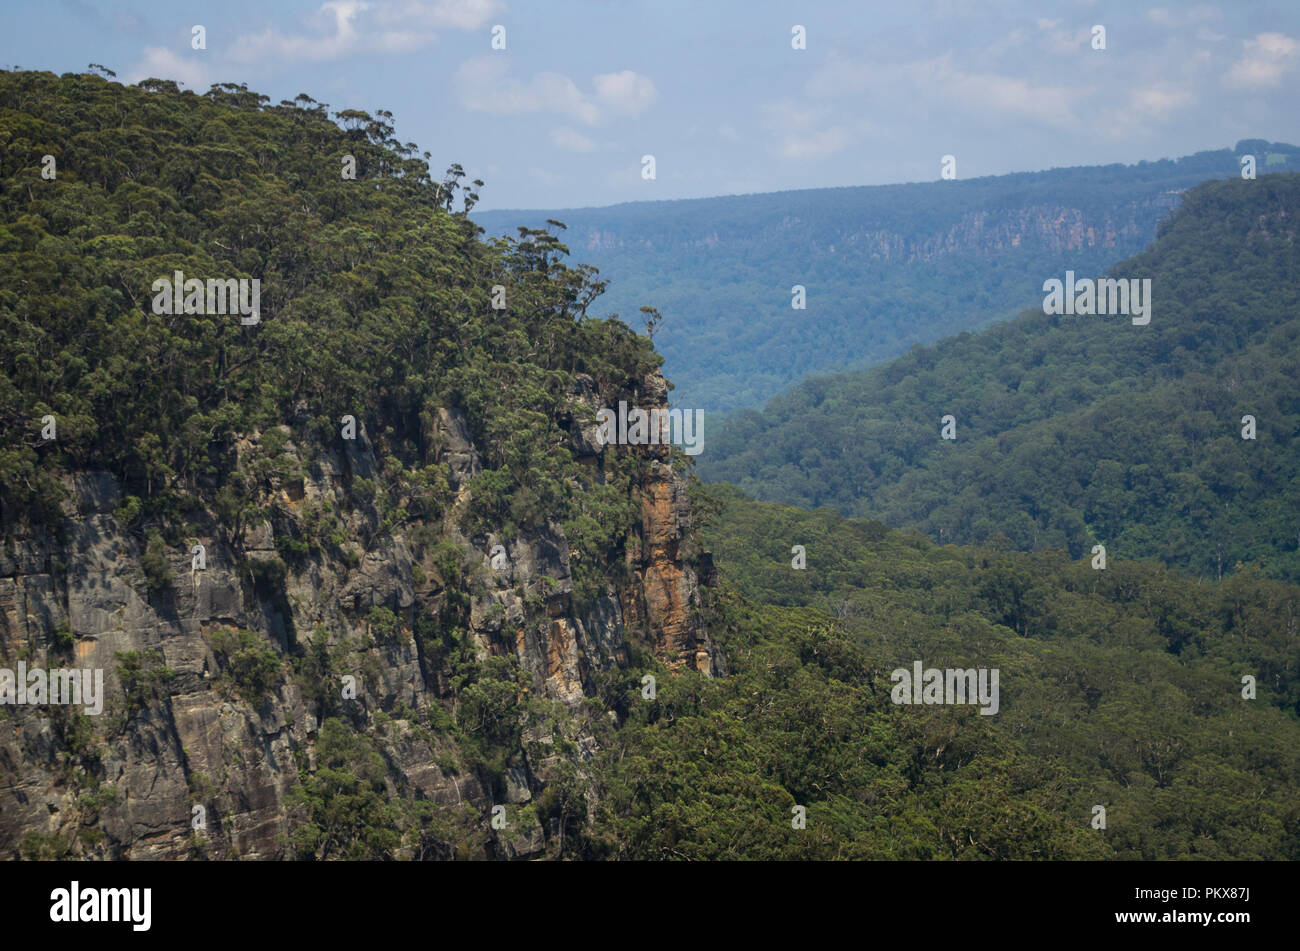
xmin=570 ymin=369 xmax=718 ymax=677
xmin=0 ymin=386 xmax=718 ymax=860
xmin=570 ymin=196 xmax=1186 ymax=263
xmin=623 ymin=459 xmax=714 ymax=674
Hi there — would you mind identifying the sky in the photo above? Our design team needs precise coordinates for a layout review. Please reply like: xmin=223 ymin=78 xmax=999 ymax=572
xmin=3 ymin=0 xmax=1299 ymax=210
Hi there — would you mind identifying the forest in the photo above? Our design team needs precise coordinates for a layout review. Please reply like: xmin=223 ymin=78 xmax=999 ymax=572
xmin=1 ymin=70 xmax=1296 ymax=862
xmin=627 ymin=483 xmax=1300 ymax=860
xmin=475 ymin=140 xmax=1300 ymax=413
xmin=0 ymin=68 xmax=659 ymax=601
xmin=702 ymin=174 xmax=1300 ymax=584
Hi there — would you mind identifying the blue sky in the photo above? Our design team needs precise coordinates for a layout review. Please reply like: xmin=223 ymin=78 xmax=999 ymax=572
xmin=4 ymin=0 xmax=1298 ymax=210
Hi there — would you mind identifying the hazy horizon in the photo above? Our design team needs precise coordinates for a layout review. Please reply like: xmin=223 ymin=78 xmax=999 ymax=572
xmin=470 ymin=136 xmax=1292 ymax=213
xmin=5 ymin=1 xmax=1299 ymax=210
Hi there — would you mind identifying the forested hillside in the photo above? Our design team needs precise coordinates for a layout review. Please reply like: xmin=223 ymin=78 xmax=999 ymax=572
xmin=0 ymin=71 xmax=658 ymax=548
xmin=2 ymin=70 xmax=1296 ymax=863
xmin=702 ymin=174 xmax=1300 ymax=583
xmin=637 ymin=485 xmax=1299 ymax=860
xmin=0 ymin=69 xmax=718 ymax=860
xmin=475 ymin=142 xmax=1299 ymax=412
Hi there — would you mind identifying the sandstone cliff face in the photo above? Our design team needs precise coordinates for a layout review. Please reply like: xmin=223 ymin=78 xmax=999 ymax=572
xmin=622 ymin=460 xmax=713 ymax=675
xmin=578 ymin=370 xmax=718 ymax=677
xmin=833 ymin=199 xmax=1184 ymax=263
xmin=582 ymin=197 xmax=1185 ymax=264
xmin=0 ymin=381 xmax=716 ymax=859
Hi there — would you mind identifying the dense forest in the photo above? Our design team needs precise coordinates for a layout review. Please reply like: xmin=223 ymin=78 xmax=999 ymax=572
xmin=1 ymin=71 xmax=1297 ymax=862
xmin=702 ymin=174 xmax=1300 ymax=583
xmin=636 ymin=485 xmax=1299 ymax=860
xmin=475 ymin=141 xmax=1300 ymax=412
xmin=0 ymin=69 xmax=692 ymax=861
xmin=0 ymin=68 xmax=661 ymax=593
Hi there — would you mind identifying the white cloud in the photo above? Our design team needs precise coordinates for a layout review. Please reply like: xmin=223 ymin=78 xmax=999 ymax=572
xmin=983 ymin=20 xmax=1091 ymax=57
xmin=1097 ymin=80 xmax=1197 ymax=139
xmin=1033 ymin=18 xmax=1088 ymax=54
xmin=771 ymin=46 xmax=1091 ymax=160
xmin=909 ymin=55 xmax=1085 ymax=126
xmin=1224 ymin=32 xmax=1300 ymax=88
xmin=1127 ymin=82 xmax=1195 ymax=120
xmin=455 ymin=58 xmax=657 ymax=125
xmin=397 ymin=0 xmax=505 ymax=30
xmin=803 ymin=55 xmax=874 ymax=99
xmin=125 ymin=47 xmax=216 ymax=88
xmin=593 ymin=70 xmax=659 ymax=116
xmin=129 ymin=0 xmax=500 ymax=80
xmin=232 ymin=1 xmax=379 ymax=62
xmin=780 ymin=126 xmax=850 ymax=160
xmin=228 ymin=0 xmax=502 ymax=63
xmin=1149 ymin=5 xmax=1221 ymax=27
xmin=550 ymin=126 xmax=597 ymax=152
xmin=804 ymin=52 xmax=1084 ymax=127
xmin=237 ymin=2 xmax=391 ymax=61
xmin=456 ymin=57 xmax=600 ymax=123
xmin=762 ymin=98 xmax=829 ymax=131
xmin=761 ymin=99 xmax=854 ymax=160
xmin=529 ymin=166 xmax=571 ymax=187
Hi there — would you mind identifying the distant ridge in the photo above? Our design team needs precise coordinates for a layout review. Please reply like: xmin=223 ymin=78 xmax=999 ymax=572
xmin=476 ymin=141 xmax=1300 ymax=413
xmin=700 ymin=173 xmax=1300 ymax=583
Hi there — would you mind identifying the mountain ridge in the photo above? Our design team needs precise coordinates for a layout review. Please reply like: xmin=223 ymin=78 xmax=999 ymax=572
xmin=700 ymin=172 xmax=1300 ymax=583
xmin=474 ymin=140 xmax=1299 ymax=413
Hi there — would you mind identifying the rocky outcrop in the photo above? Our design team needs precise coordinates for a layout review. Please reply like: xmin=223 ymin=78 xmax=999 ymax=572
xmin=622 ymin=458 xmax=714 ymax=674
xmin=0 ymin=390 xmax=718 ymax=860
xmin=567 ymin=369 xmax=717 ymax=675
xmin=583 ymin=198 xmax=1184 ymax=264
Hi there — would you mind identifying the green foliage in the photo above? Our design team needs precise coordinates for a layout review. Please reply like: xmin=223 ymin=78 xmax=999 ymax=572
xmin=289 ymin=717 xmax=401 ymax=860
xmin=10 ymin=70 xmax=1296 ymax=865
xmin=406 ymin=798 xmax=483 ymax=861
xmin=365 ymin=605 xmax=400 ymax=645
xmin=247 ymin=555 xmax=287 ymax=593
xmin=140 ymin=531 xmax=172 ymax=592
xmin=75 ymin=784 xmax=120 ymax=818
xmin=703 ymin=175 xmax=1300 ymax=583
xmin=114 ymin=495 xmax=143 ymax=527
xmin=52 ymin=708 xmax=100 ymax=767
xmin=0 ymin=69 xmax=657 ymax=575
xmin=19 ymin=831 xmax=72 ymax=860
xmin=116 ymin=648 xmax=176 ymax=712
xmin=454 ymin=654 xmax=530 ymax=785
xmin=50 ymin=621 xmax=74 ymax=657
xmin=209 ymin=626 xmax=282 ymax=704
xmin=476 ymin=143 xmax=1300 ymax=413
xmin=585 ymin=487 xmax=1300 ymax=860
xmin=292 ymin=629 xmax=340 ymax=722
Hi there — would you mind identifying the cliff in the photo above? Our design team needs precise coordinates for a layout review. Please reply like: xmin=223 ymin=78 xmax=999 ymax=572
xmin=0 ymin=70 xmax=722 ymax=860
xmin=1 ymin=372 xmax=716 ymax=859
xmin=474 ymin=143 xmax=1298 ymax=413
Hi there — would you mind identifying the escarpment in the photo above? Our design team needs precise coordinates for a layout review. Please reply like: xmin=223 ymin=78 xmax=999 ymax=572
xmin=0 ymin=372 xmax=719 ymax=860
xmin=0 ymin=71 xmax=727 ymax=860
